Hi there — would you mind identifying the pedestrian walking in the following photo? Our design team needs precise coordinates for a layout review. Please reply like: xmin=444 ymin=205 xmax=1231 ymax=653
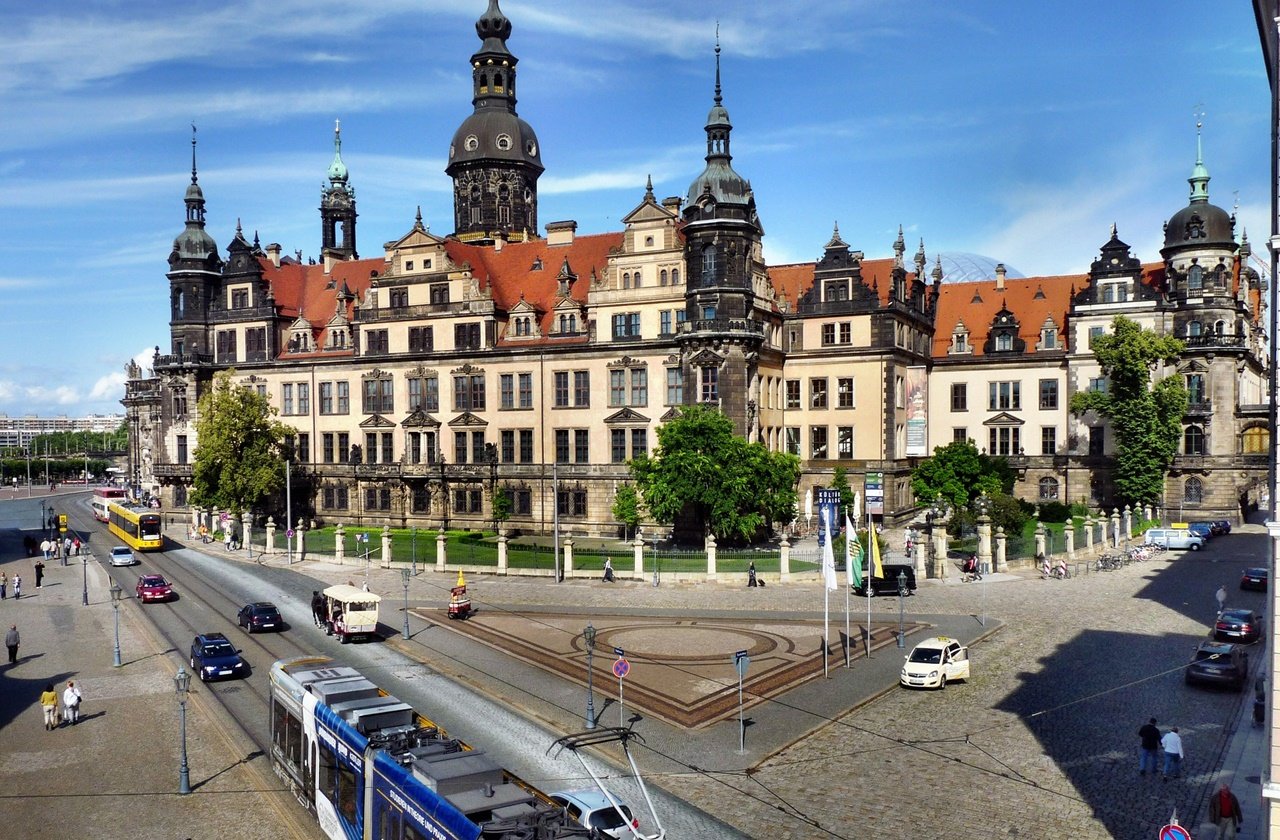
xmin=40 ymin=683 xmax=59 ymax=730
xmin=73 ymin=536 xmax=81 ymax=556
xmin=62 ymin=680 xmax=82 ymax=726
xmin=5 ymin=624 xmax=19 ymax=664
xmin=1209 ymin=781 xmax=1243 ymax=839
xmin=12 ymin=575 xmax=21 ymax=600
xmin=747 ymin=561 xmax=758 ymax=588
xmin=33 ymin=559 xmax=44 ymax=589
xmin=40 ymin=539 xmax=50 ymax=560
xmin=1216 ymin=585 xmax=1227 ymax=616
xmin=603 ymin=557 xmax=615 ymax=582
xmin=1137 ymin=717 xmax=1161 ymax=774
xmin=63 ymin=537 xmax=72 ymax=565
xmin=0 ymin=571 xmax=7 ymax=599
xmin=1161 ymin=726 xmax=1184 ymax=780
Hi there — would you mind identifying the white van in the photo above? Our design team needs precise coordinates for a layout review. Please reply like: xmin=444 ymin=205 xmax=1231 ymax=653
xmin=1144 ymin=528 xmax=1204 ymax=551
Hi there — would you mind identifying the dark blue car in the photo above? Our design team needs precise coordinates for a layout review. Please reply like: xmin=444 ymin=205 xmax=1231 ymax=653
xmin=1187 ymin=522 xmax=1214 ymax=541
xmin=189 ymin=632 xmax=250 ymax=682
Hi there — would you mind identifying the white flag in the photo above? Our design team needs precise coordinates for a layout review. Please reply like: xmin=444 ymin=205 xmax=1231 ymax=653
xmin=821 ymin=508 xmax=838 ymax=591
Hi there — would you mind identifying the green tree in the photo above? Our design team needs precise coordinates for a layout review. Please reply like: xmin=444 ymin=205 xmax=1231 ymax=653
xmin=630 ymin=405 xmax=800 ymax=544
xmin=830 ymin=466 xmax=855 ymax=511
xmin=612 ymin=484 xmax=642 ymax=541
xmin=910 ymin=439 xmax=1013 ymax=511
xmin=190 ymin=370 xmax=293 ymax=514
xmin=492 ymin=485 xmax=512 ymax=532
xmin=1070 ymin=316 xmax=1186 ymax=507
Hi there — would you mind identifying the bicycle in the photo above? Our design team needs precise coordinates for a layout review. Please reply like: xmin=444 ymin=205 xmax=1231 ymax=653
xmin=1048 ymin=563 xmax=1070 ymax=579
xmin=961 ymin=568 xmax=983 ymax=583
xmin=1097 ymin=554 xmax=1124 ymax=572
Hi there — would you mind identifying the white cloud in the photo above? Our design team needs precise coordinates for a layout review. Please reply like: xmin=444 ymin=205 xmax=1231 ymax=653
xmin=89 ymin=373 xmax=126 ymax=402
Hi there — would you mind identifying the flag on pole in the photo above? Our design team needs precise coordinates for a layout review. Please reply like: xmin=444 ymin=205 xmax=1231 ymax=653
xmin=845 ymin=514 xmax=862 ymax=589
xmin=869 ymin=523 xmax=884 ymax=579
xmin=821 ymin=508 xmax=838 ymax=591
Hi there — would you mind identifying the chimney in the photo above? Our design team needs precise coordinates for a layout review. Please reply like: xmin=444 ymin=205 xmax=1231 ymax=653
xmin=995 ymin=263 xmax=1006 ymax=291
xmin=493 ymin=231 xmax=505 ymax=252
xmin=266 ymin=243 xmax=282 ymax=268
xmin=662 ymin=196 xmax=682 ymax=213
xmin=545 ymin=220 xmax=577 ymax=246
xmin=323 ymin=250 xmax=335 ymax=274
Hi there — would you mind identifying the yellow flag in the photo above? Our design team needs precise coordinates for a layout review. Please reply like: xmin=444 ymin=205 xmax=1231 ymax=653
xmin=870 ymin=525 xmax=884 ymax=579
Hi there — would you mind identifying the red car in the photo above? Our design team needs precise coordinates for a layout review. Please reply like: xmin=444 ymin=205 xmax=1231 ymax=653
xmin=136 ymin=574 xmax=174 ymax=603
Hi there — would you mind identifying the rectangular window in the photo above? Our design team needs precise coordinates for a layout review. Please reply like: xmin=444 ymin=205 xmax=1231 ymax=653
xmin=519 ymin=429 xmax=534 ymax=463
xmin=574 ymin=371 xmax=590 ymax=406
xmin=362 ymin=378 xmax=393 ymax=414
xmin=1088 ymin=326 xmax=1105 ymax=348
xmin=408 ymin=326 xmax=433 ymax=352
xmin=337 ymin=433 xmax=349 ymax=464
xmin=839 ymin=322 xmax=851 ymax=344
xmin=408 ymin=432 xmax=422 ymax=464
xmin=453 ymin=375 xmax=485 ymax=411
xmin=784 ymin=427 xmax=801 ymax=455
xmin=500 ymin=374 xmax=515 ymax=409
xmin=365 ymin=329 xmax=389 ymax=355
xmin=365 ymin=432 xmax=378 ymax=464
xmin=557 ymin=490 xmax=588 ymax=517
xmin=610 ymin=370 xmax=626 ymax=407
xmin=612 ymin=312 xmax=641 ymax=339
xmin=320 ymin=382 xmax=334 ymax=415
xmin=660 ymin=310 xmax=673 ymax=335
xmin=455 ymin=323 xmax=481 ymax=350
xmin=471 ymin=431 xmax=485 ymax=465
xmin=365 ymin=487 xmax=391 ymax=512
xmin=1089 ymin=427 xmax=1105 ymax=456
xmin=952 ymin=427 xmax=968 ymax=443
xmin=821 ymin=323 xmax=836 ymax=345
xmin=837 ymin=378 xmax=854 ymax=409
xmin=282 ymin=383 xmax=294 ymax=416
xmin=216 ymin=330 xmax=237 ymax=363
xmin=297 ymin=433 xmax=310 ymax=463
xmin=231 ymin=288 xmax=249 ymax=309
xmin=987 ymin=381 xmax=1021 ymax=411
xmin=177 ymin=435 xmax=188 ymax=465
xmin=322 ymin=487 xmax=349 ymax=510
xmin=574 ymin=429 xmax=589 ymax=463
xmin=987 ymin=427 xmax=1020 ymax=456
xmin=837 ymin=426 xmax=853 ymax=458
xmin=1088 ymin=377 xmax=1108 ymax=394
xmin=245 ymin=328 xmax=267 ymax=361
xmin=501 ymin=430 xmax=515 ymax=463
xmin=951 ymin=383 xmax=967 ymax=412
xmin=631 ymin=428 xmax=648 ymax=458
xmin=517 ymin=372 xmax=533 ymax=408
xmin=381 ymin=432 xmax=393 ymax=464
xmin=630 ymin=368 xmax=648 ymax=406
xmin=1039 ymin=379 xmax=1058 ymax=410
xmin=810 ymin=378 xmax=828 ymax=409
xmin=337 ymin=381 xmax=349 ymax=414
xmin=424 ymin=376 xmax=438 ymax=411
xmin=611 ymin=429 xmax=627 ymax=463
xmin=785 ymin=380 xmax=800 ymax=409
xmin=411 ymin=486 xmax=430 ymax=514
xmin=1041 ymin=328 xmax=1057 ymax=350
xmin=554 ymin=371 xmax=570 ymax=407
xmin=555 ymin=429 xmax=570 ymax=464
xmin=322 ymin=433 xmax=334 ymax=464
xmin=810 ymin=426 xmax=829 ymax=459
xmin=666 ymin=368 xmax=684 ymax=404
xmin=700 ymin=366 xmax=718 ymax=402
xmin=297 ymin=383 xmax=309 ymax=416
xmin=1186 ymin=373 xmax=1205 ymax=403
xmin=454 ymin=431 xmax=468 ymax=464
xmin=512 ymin=489 xmax=532 ymax=516
xmin=1041 ymin=426 xmax=1057 ymax=456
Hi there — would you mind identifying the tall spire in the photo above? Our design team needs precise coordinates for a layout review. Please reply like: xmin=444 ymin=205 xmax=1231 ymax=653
xmin=327 ymin=119 xmax=349 ymax=185
xmin=190 ymin=123 xmax=198 ymax=185
xmin=714 ymin=22 xmax=723 ymax=107
xmin=1189 ymin=112 xmax=1210 ymax=204
xmin=184 ymin=123 xmax=206 ymax=225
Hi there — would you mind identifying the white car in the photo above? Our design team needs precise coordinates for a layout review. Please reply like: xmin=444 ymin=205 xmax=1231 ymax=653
xmin=109 ymin=546 xmax=138 ymax=567
xmin=551 ymin=790 xmax=648 ymax=839
xmin=900 ymin=636 xmax=970 ymax=689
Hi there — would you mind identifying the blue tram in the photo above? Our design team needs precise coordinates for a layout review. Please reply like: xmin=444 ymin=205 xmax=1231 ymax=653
xmin=269 ymin=657 xmax=586 ymax=840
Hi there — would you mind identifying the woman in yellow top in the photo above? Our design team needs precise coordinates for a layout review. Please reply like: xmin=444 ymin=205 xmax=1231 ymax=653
xmin=40 ymin=683 xmax=58 ymax=730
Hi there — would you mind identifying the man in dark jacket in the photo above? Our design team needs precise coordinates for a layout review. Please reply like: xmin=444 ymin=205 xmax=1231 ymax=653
xmin=1137 ymin=717 xmax=1160 ymax=775
xmin=1208 ymin=782 xmax=1242 ymax=838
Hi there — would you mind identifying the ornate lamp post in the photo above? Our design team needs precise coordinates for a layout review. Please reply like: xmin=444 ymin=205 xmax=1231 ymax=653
xmin=583 ymin=623 xmax=597 ymax=730
xmin=896 ymin=570 xmax=908 ymax=648
xmin=401 ymin=567 xmax=411 ymax=639
xmin=81 ymin=549 xmax=88 ymax=607
xmin=175 ymin=666 xmax=192 ymax=794
xmin=110 ymin=581 xmax=123 ymax=666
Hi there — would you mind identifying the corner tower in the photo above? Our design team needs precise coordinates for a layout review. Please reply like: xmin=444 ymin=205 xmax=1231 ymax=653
xmin=320 ymin=120 xmax=357 ymax=260
xmin=446 ymin=0 xmax=544 ymax=244
xmin=167 ymin=127 xmax=221 ymax=359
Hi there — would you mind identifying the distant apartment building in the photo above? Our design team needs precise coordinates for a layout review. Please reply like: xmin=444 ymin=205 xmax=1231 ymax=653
xmin=0 ymin=414 xmax=124 ymax=449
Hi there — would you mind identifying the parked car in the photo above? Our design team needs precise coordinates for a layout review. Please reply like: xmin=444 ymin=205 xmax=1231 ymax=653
xmin=900 ymin=636 xmax=970 ymax=689
xmin=189 ymin=632 xmax=249 ymax=682
xmin=1212 ymin=520 xmax=1233 ymax=535
xmin=853 ymin=564 xmax=917 ymax=597
xmin=237 ymin=602 xmax=283 ymax=633
xmin=1187 ymin=522 xmax=1215 ymax=541
xmin=1214 ymin=608 xmax=1263 ymax=645
xmin=109 ymin=546 xmax=138 ymax=566
xmin=1241 ymin=567 xmax=1268 ymax=592
xmin=135 ymin=574 xmax=174 ymax=602
xmin=1186 ymin=640 xmax=1248 ymax=690
xmin=550 ymin=790 xmax=643 ymax=840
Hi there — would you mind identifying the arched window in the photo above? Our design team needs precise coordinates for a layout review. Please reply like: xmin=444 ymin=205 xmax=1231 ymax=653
xmin=701 ymin=245 xmax=717 ymax=285
xmin=1102 ymin=285 xmax=1115 ymax=303
xmin=1215 ymin=320 xmax=1226 ymax=335
xmin=622 ymin=272 xmax=631 ymax=289
xmin=1188 ymin=264 xmax=1203 ymax=292
xmin=1243 ymin=426 xmax=1270 ymax=454
xmin=174 ymin=485 xmax=187 ymax=507
xmin=995 ymin=333 xmax=1012 ymax=351
xmin=660 ymin=269 xmax=668 ymax=286
xmin=1038 ymin=476 xmax=1059 ymax=501
xmin=1187 ymin=320 xmax=1202 ymax=337
xmin=632 ymin=270 xmax=641 ymax=288
xmin=1184 ymin=477 xmax=1203 ymax=504
xmin=671 ymin=268 xmax=680 ymax=285
xmin=1183 ymin=425 xmax=1205 ymax=455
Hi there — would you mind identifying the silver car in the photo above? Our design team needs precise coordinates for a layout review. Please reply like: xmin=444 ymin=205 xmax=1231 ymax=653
xmin=109 ymin=546 xmax=138 ymax=566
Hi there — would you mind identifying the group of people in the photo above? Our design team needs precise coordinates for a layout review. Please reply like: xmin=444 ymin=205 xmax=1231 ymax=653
xmin=38 ymin=681 xmax=82 ymax=730
xmin=36 ymin=536 xmax=79 ymax=564
xmin=0 ymin=572 xmax=22 ymax=600
xmin=1138 ymin=717 xmax=1243 ymax=837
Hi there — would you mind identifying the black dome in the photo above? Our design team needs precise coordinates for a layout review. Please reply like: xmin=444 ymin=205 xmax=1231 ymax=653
xmin=447 ymin=109 xmax=542 ymax=173
xmin=1163 ymin=201 xmax=1235 ymax=251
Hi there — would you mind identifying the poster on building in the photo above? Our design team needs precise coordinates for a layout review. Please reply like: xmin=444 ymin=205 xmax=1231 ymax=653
xmin=816 ymin=488 xmax=841 ymax=546
xmin=865 ymin=472 xmax=884 ymax=516
xmin=905 ymin=365 xmax=928 ymax=456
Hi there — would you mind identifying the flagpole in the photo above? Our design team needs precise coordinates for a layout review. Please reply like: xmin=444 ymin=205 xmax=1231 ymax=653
xmin=865 ymin=508 xmax=873 ymax=658
xmin=822 ymin=507 xmax=830 ymax=679
xmin=843 ymin=511 xmax=851 ymax=668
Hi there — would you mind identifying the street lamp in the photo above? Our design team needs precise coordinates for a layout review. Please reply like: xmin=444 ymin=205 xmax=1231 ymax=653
xmin=896 ymin=570 xmax=908 ymax=649
xmin=174 ymin=666 xmax=191 ymax=795
xmin=110 ymin=581 xmax=123 ymax=666
xmin=81 ymin=550 xmax=88 ymax=607
xmin=583 ymin=623 xmax=597 ymax=730
xmin=401 ymin=567 xmax=411 ymax=639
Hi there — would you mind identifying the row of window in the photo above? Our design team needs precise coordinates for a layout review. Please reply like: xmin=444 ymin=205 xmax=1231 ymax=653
xmin=318 ymin=484 xmax=592 ymax=518
xmin=949 ymin=380 xmax=1059 ymax=413
xmin=619 ymin=267 xmax=682 ymax=289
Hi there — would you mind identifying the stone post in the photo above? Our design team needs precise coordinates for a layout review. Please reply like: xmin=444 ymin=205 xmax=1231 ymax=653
xmin=1143 ymin=503 xmax=1153 ymax=523
xmin=497 ymin=531 xmax=508 ymax=574
xmin=633 ymin=534 xmax=645 ymax=580
xmin=265 ymin=516 xmax=277 ymax=556
xmin=1111 ymin=508 xmax=1121 ymax=549
xmin=995 ymin=526 xmax=1007 ymax=573
xmin=436 ymin=528 xmax=447 ymax=572
xmin=1034 ymin=521 xmax=1046 ymax=562
xmin=935 ymin=526 xmax=949 ymax=580
xmin=1083 ymin=515 xmax=1094 ymax=552
xmin=705 ymin=533 xmax=717 ymax=580
xmin=977 ymin=515 xmax=993 ymax=575
xmin=563 ymin=537 xmax=575 ymax=576
xmin=296 ymin=518 xmax=307 ymax=560
xmin=1122 ymin=505 xmax=1132 ymax=544
xmin=241 ymin=511 xmax=252 ymax=554
xmin=779 ymin=536 xmax=791 ymax=582
xmin=1065 ymin=525 xmax=1075 ymax=561
xmin=381 ymin=525 xmax=393 ymax=568
xmin=913 ymin=541 xmax=928 ymax=581
xmin=335 ymin=524 xmax=346 ymax=563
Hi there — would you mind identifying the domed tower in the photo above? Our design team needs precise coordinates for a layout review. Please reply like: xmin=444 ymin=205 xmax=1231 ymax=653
xmin=167 ymin=128 xmax=221 ymax=359
xmin=1160 ymin=120 xmax=1238 ymax=297
xmin=677 ymin=37 xmax=767 ymax=438
xmin=446 ymin=0 xmax=543 ymax=244
xmin=320 ymin=120 xmax=357 ymax=260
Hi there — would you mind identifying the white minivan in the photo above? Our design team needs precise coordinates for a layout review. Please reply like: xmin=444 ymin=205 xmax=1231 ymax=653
xmin=1144 ymin=528 xmax=1205 ymax=551
xmin=900 ymin=636 xmax=970 ymax=689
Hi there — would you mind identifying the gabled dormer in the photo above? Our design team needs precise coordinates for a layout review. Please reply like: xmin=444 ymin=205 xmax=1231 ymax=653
xmin=286 ymin=313 xmax=315 ymax=354
xmin=1036 ymin=317 xmax=1062 ymax=352
xmin=984 ymin=303 xmax=1024 ymax=354
xmin=949 ymin=320 xmax=972 ymax=355
xmin=505 ymin=295 xmax=541 ymax=340
xmin=621 ymin=176 xmax=680 ymax=253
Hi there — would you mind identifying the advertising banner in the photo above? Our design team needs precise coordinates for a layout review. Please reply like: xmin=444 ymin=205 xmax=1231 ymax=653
xmin=905 ymin=365 xmax=928 ymax=457
xmin=865 ymin=472 xmax=884 ymax=515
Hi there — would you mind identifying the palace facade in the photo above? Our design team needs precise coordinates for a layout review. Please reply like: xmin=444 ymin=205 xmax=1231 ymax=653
xmin=124 ymin=1 xmax=1269 ymax=535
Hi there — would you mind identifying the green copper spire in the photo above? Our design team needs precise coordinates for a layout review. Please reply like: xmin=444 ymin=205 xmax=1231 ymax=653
xmin=327 ymin=119 xmax=348 ymax=184
xmin=1188 ymin=116 xmax=1209 ymax=204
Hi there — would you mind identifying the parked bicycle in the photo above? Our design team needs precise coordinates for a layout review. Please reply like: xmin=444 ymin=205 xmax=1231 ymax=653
xmin=1097 ymin=553 xmax=1124 ymax=571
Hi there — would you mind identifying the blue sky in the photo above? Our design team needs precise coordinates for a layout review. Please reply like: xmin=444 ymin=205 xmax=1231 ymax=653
xmin=0 ymin=0 xmax=1269 ymax=417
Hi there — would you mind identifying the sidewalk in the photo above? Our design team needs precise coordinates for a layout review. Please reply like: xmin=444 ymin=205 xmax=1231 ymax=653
xmin=1201 ymin=673 xmax=1267 ymax=839
xmin=0 ymin=534 xmax=311 ymax=840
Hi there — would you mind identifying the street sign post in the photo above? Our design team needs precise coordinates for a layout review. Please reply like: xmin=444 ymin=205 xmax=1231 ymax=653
xmin=734 ymin=650 xmax=750 ymax=753
xmin=1158 ymin=825 xmax=1190 ymax=840
xmin=612 ymin=656 xmax=630 ymax=728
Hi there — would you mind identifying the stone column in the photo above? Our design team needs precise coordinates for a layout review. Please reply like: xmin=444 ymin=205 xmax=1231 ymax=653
xmin=1111 ymin=508 xmax=1121 ymax=549
xmin=913 ymin=540 xmax=928 ymax=580
xmin=1122 ymin=505 xmax=1132 ymax=544
xmin=1065 ymin=525 xmax=1075 ymax=561
xmin=935 ymin=527 xmax=950 ymax=580
xmin=296 ymin=518 xmax=307 ymax=560
xmin=497 ymin=531 xmax=508 ymax=574
xmin=563 ymin=537 xmax=575 ymax=576
xmin=1083 ymin=515 xmax=1094 ymax=552
xmin=381 ymin=525 xmax=392 ymax=568
xmin=436 ymin=528 xmax=447 ymax=572
xmin=633 ymin=534 xmax=645 ymax=580
xmin=241 ymin=511 xmax=252 ymax=553
xmin=779 ymin=536 xmax=791 ymax=582
xmin=705 ymin=533 xmax=717 ymax=580
xmin=994 ymin=526 xmax=1007 ymax=573
xmin=265 ymin=517 xmax=277 ymax=556
xmin=1143 ymin=504 xmax=1153 ymax=523
xmin=335 ymin=524 xmax=346 ymax=563
xmin=977 ymin=515 xmax=993 ymax=575
xmin=1034 ymin=521 xmax=1046 ymax=562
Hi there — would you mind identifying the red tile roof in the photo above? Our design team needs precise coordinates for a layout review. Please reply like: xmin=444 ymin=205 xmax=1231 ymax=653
xmin=770 ymin=257 xmax=906 ymax=310
xmin=931 ymin=275 xmax=1078 ymax=358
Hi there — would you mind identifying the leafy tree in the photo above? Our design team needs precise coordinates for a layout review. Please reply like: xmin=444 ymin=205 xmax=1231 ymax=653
xmin=1070 ymin=316 xmax=1186 ymax=507
xmin=630 ymin=405 xmax=800 ymax=544
xmin=492 ymin=485 xmax=512 ymax=532
xmin=830 ymin=466 xmax=855 ymax=511
xmin=910 ymin=439 xmax=1013 ymax=511
xmin=190 ymin=370 xmax=293 ymax=515
xmin=612 ymin=484 xmax=642 ymax=541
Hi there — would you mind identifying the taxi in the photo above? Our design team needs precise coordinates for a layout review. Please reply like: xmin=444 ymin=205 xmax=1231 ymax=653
xmin=900 ymin=636 xmax=970 ymax=689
